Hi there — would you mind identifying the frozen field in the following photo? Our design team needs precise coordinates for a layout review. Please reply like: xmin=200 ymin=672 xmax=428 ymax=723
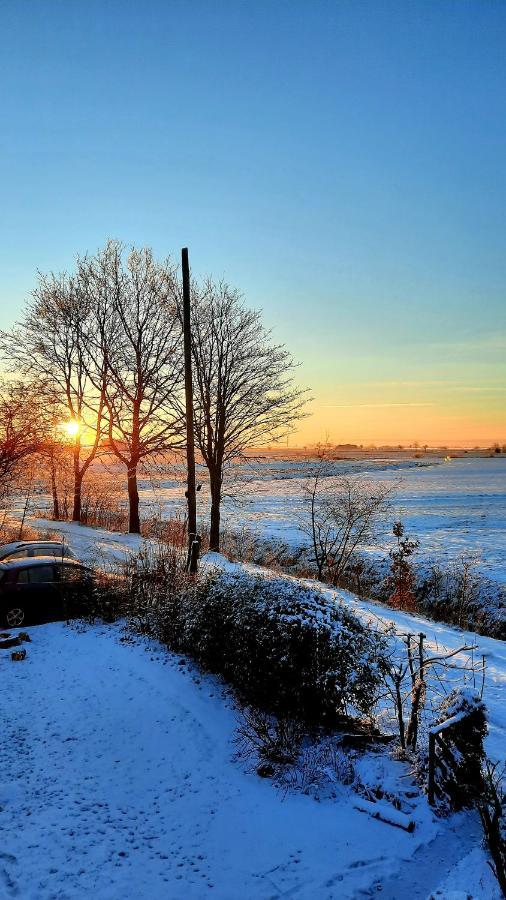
xmin=139 ymin=456 xmax=506 ymax=585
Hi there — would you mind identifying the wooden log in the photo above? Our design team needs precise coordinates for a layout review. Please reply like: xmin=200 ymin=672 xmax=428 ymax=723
xmin=0 ymin=636 xmax=21 ymax=650
xmin=354 ymin=798 xmax=415 ymax=832
xmin=339 ymin=733 xmax=396 ymax=749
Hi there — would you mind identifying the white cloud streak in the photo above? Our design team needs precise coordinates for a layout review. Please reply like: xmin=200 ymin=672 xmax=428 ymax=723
xmin=322 ymin=403 xmax=434 ymax=409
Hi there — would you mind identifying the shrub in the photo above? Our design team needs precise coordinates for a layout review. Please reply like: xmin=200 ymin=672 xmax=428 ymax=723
xmin=431 ymin=688 xmax=487 ymax=810
xmin=148 ymin=569 xmax=386 ymax=729
xmin=114 ymin=547 xmax=387 ymax=729
xmin=387 ymin=521 xmax=419 ymax=611
xmin=478 ymin=759 xmax=506 ymax=896
xmin=120 ymin=541 xmax=188 ymax=632
xmin=236 ymin=708 xmax=306 ymax=766
xmin=279 ymin=740 xmax=356 ymax=796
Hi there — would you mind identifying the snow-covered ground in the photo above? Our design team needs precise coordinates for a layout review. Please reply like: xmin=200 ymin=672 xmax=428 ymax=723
xmin=135 ymin=455 xmax=506 ymax=585
xmin=0 ymin=620 xmax=498 ymax=900
xmin=20 ymin=516 xmax=506 ymax=765
xmin=1 ymin=517 xmax=504 ymax=897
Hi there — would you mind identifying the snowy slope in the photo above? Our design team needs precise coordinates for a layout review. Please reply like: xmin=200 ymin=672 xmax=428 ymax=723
xmin=0 ymin=622 xmax=500 ymax=900
xmin=204 ymin=552 xmax=506 ymax=769
xmin=0 ymin=623 xmax=433 ymax=899
xmin=0 ymin=516 xmax=503 ymax=897
xmin=21 ymin=516 xmax=506 ymax=765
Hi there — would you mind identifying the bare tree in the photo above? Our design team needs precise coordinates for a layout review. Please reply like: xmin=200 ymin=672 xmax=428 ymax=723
xmin=377 ymin=626 xmax=481 ymax=753
xmin=301 ymin=454 xmax=392 ymax=583
xmin=451 ymin=552 xmax=482 ymax=629
xmin=0 ymin=381 xmax=44 ymax=502
xmin=186 ymin=280 xmax=308 ymax=551
xmin=0 ymin=272 xmax=107 ymax=522
xmin=37 ymin=392 xmax=74 ymax=521
xmin=81 ymin=242 xmax=184 ymax=534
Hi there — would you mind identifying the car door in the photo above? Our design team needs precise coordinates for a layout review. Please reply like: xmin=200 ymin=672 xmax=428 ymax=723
xmin=24 ymin=564 xmax=61 ymax=622
xmin=3 ymin=567 xmax=36 ymax=624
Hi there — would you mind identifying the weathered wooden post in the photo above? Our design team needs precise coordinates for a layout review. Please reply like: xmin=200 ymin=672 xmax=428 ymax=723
xmin=182 ymin=247 xmax=199 ymax=573
xmin=428 ymin=731 xmax=435 ymax=805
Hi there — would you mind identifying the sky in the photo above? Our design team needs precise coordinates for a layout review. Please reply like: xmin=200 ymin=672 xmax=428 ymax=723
xmin=0 ymin=0 xmax=505 ymax=447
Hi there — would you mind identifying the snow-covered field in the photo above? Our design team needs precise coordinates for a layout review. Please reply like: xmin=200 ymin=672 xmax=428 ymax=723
xmin=1 ymin=517 xmax=505 ymax=898
xmin=138 ymin=456 xmax=506 ymax=585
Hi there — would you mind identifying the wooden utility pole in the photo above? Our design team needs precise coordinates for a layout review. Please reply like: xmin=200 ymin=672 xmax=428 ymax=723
xmin=182 ymin=247 xmax=199 ymax=572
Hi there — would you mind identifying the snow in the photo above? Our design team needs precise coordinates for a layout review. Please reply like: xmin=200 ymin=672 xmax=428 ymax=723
xmin=25 ymin=517 xmax=144 ymax=568
xmin=0 ymin=622 xmax=440 ymax=899
xmin=202 ymin=552 xmax=506 ymax=768
xmin=14 ymin=516 xmax=506 ymax=766
xmin=134 ymin=455 xmax=506 ymax=585
xmin=1 ymin=516 xmax=504 ymax=897
xmin=427 ymin=845 xmax=500 ymax=899
xmin=353 ymin=797 xmax=415 ymax=832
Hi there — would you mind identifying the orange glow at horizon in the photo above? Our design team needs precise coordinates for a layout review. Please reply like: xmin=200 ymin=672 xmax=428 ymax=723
xmin=287 ymin=385 xmax=506 ymax=449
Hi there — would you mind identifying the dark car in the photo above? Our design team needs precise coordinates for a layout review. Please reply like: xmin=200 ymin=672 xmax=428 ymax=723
xmin=0 ymin=557 xmax=95 ymax=628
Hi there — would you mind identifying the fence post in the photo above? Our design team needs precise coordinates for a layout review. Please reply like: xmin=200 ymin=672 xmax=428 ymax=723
xmin=428 ymin=731 xmax=435 ymax=805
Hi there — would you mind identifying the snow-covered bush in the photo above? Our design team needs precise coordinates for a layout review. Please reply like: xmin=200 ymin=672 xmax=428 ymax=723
xmin=418 ymin=559 xmax=506 ymax=639
xmin=156 ymin=571 xmax=387 ymax=728
xmin=121 ymin=541 xmax=188 ymax=632
xmin=479 ymin=759 xmax=506 ymax=897
xmin=279 ymin=740 xmax=356 ymax=797
xmin=236 ymin=707 xmax=306 ymax=766
xmin=430 ymin=688 xmax=487 ymax=810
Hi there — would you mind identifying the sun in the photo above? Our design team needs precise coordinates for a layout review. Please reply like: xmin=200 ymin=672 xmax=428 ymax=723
xmin=62 ymin=420 xmax=80 ymax=438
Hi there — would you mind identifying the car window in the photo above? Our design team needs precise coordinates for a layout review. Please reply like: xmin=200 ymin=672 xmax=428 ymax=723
xmin=6 ymin=550 xmax=27 ymax=560
xmin=16 ymin=569 xmax=30 ymax=584
xmin=27 ymin=565 xmax=56 ymax=584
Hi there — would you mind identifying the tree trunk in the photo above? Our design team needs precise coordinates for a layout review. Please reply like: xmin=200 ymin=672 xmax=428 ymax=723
xmin=72 ymin=472 xmax=83 ymax=522
xmin=72 ymin=475 xmax=82 ymax=522
xmin=50 ymin=459 xmax=60 ymax=520
xmin=209 ymin=468 xmax=221 ymax=552
xmin=127 ymin=463 xmax=140 ymax=534
xmin=72 ymin=438 xmax=82 ymax=522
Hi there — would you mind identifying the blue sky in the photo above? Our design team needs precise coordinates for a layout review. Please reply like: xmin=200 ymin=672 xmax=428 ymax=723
xmin=1 ymin=0 xmax=505 ymax=444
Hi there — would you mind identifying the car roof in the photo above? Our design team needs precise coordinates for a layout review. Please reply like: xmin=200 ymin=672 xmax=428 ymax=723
xmin=0 ymin=540 xmax=71 ymax=556
xmin=0 ymin=556 xmax=85 ymax=571
xmin=0 ymin=540 xmax=69 ymax=549
xmin=0 ymin=542 xmax=23 ymax=555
